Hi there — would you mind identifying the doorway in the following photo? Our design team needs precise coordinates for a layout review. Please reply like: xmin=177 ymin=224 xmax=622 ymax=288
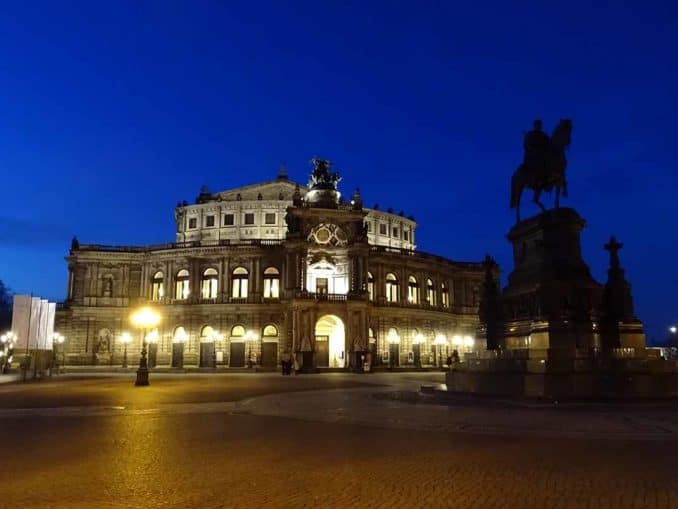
xmin=261 ymin=342 xmax=278 ymax=368
xmin=230 ymin=342 xmax=245 ymax=367
xmin=314 ymin=315 xmax=346 ymax=368
xmin=171 ymin=342 xmax=184 ymax=368
xmin=200 ymin=342 xmax=216 ymax=368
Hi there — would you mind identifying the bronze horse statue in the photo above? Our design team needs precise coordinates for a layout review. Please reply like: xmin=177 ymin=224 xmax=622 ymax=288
xmin=510 ymin=119 xmax=572 ymax=222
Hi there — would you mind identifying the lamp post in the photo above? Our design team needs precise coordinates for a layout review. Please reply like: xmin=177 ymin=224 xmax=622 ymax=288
xmin=244 ymin=330 xmax=258 ymax=368
xmin=119 ymin=332 xmax=132 ymax=368
xmin=412 ymin=333 xmax=424 ymax=368
xmin=1 ymin=332 xmax=17 ymax=374
xmin=131 ymin=307 xmax=161 ymax=386
xmin=463 ymin=335 xmax=474 ymax=355
xmin=52 ymin=332 xmax=65 ymax=375
xmin=434 ymin=334 xmax=448 ymax=368
xmin=386 ymin=329 xmax=400 ymax=369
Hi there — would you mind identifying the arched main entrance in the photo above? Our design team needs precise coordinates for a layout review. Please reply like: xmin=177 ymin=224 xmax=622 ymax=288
xmin=314 ymin=315 xmax=346 ymax=368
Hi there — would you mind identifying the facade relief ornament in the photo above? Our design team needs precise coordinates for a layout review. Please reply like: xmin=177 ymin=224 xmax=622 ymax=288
xmin=307 ymin=223 xmax=348 ymax=247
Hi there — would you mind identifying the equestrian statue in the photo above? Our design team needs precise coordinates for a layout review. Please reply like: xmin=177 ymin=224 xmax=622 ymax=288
xmin=510 ymin=118 xmax=572 ymax=222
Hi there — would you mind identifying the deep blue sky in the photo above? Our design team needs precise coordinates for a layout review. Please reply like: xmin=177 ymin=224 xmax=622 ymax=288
xmin=0 ymin=2 xmax=676 ymax=341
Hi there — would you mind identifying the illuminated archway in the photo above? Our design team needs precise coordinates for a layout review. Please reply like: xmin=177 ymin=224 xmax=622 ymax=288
xmin=314 ymin=314 xmax=346 ymax=368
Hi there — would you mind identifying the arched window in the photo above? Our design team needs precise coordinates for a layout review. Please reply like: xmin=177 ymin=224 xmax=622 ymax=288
xmin=263 ymin=267 xmax=280 ymax=299
xmin=385 ymin=273 xmax=399 ymax=303
xmin=175 ymin=269 xmax=190 ymax=300
xmin=387 ymin=327 xmax=400 ymax=344
xmin=200 ymin=325 xmax=215 ymax=342
xmin=201 ymin=268 xmax=218 ymax=299
xmin=407 ymin=276 xmax=419 ymax=304
xmin=426 ymin=278 xmax=435 ymax=306
xmin=263 ymin=324 xmax=278 ymax=337
xmin=367 ymin=272 xmax=374 ymax=301
xmin=231 ymin=267 xmax=249 ymax=299
xmin=173 ymin=326 xmax=187 ymax=343
xmin=412 ymin=328 xmax=424 ymax=344
xmin=231 ymin=325 xmax=245 ymax=337
xmin=441 ymin=282 xmax=450 ymax=308
xmin=151 ymin=271 xmax=165 ymax=301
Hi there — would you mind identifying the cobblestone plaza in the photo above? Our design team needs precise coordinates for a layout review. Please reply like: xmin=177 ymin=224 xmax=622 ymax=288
xmin=2 ymin=372 xmax=678 ymax=509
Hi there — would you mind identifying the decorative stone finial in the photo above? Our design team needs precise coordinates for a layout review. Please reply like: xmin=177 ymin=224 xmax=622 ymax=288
xmin=604 ymin=235 xmax=623 ymax=269
xmin=351 ymin=188 xmax=363 ymax=210
xmin=292 ymin=184 xmax=303 ymax=206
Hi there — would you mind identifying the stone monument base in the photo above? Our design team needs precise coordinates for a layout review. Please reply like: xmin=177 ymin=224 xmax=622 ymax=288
xmin=446 ymin=354 xmax=678 ymax=399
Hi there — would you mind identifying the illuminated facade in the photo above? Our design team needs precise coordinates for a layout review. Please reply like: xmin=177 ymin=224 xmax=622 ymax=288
xmin=56 ymin=161 xmax=485 ymax=370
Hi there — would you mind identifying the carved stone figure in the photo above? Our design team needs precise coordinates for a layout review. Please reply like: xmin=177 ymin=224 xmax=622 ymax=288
xmin=96 ymin=328 xmax=112 ymax=353
xmin=174 ymin=207 xmax=185 ymax=233
xmin=285 ymin=210 xmax=300 ymax=234
xmin=510 ymin=118 xmax=572 ymax=222
xmin=308 ymin=158 xmax=341 ymax=191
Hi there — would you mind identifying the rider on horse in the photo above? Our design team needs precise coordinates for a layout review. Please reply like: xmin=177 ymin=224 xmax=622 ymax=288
xmin=523 ymin=119 xmax=550 ymax=187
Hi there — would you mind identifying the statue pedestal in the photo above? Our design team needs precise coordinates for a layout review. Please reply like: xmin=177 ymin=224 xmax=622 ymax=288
xmin=501 ymin=208 xmax=603 ymax=355
xmin=460 ymin=208 xmax=667 ymax=399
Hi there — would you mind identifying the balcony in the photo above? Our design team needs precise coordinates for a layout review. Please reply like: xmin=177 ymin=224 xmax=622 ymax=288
xmin=294 ymin=291 xmax=348 ymax=302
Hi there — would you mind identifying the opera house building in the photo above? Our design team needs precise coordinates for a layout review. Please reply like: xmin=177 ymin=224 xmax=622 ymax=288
xmin=56 ymin=160 xmax=485 ymax=371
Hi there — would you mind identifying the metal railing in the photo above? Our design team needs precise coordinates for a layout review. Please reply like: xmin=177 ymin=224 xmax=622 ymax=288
xmin=75 ymin=238 xmax=285 ymax=253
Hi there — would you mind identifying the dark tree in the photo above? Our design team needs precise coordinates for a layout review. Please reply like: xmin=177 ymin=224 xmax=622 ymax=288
xmin=0 ymin=280 xmax=12 ymax=330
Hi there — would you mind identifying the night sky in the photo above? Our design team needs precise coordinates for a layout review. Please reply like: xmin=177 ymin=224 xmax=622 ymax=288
xmin=0 ymin=2 xmax=676 ymax=342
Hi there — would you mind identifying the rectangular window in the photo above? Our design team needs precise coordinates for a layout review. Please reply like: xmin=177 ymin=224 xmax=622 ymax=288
xmin=244 ymin=213 xmax=255 ymax=225
xmin=404 ymin=230 xmax=409 ymax=241
xmin=264 ymin=213 xmax=276 ymax=225
xmin=386 ymin=281 xmax=399 ymax=303
xmin=188 ymin=218 xmax=197 ymax=229
xmin=316 ymin=278 xmax=328 ymax=295
xmin=151 ymin=282 xmax=164 ymax=301
xmin=175 ymin=280 xmax=190 ymax=300
xmin=315 ymin=277 xmax=328 ymax=295
xmin=232 ymin=278 xmax=248 ymax=299
xmin=367 ymin=222 xmax=372 ymax=232
xmin=224 ymin=214 xmax=234 ymax=226
xmin=427 ymin=287 xmax=435 ymax=306
xmin=442 ymin=289 xmax=450 ymax=308
xmin=392 ymin=227 xmax=399 ymax=238
xmin=264 ymin=278 xmax=280 ymax=298
xmin=379 ymin=224 xmax=387 ymax=235
xmin=206 ymin=215 xmax=215 ymax=227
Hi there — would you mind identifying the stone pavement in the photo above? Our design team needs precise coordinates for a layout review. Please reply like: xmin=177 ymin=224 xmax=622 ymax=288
xmin=1 ymin=372 xmax=677 ymax=508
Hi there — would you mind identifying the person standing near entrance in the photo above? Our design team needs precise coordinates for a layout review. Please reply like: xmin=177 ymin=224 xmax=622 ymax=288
xmin=281 ymin=351 xmax=292 ymax=375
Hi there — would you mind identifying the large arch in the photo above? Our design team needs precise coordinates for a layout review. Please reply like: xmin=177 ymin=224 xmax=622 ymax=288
xmin=314 ymin=314 xmax=346 ymax=368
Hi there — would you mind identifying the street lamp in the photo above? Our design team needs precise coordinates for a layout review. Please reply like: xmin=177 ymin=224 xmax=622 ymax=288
xmin=463 ymin=335 xmax=474 ymax=350
xmin=244 ymin=330 xmax=258 ymax=368
xmin=131 ymin=307 xmax=161 ymax=386
xmin=412 ymin=332 xmax=424 ymax=369
xmin=386 ymin=329 xmax=400 ymax=369
xmin=119 ymin=332 xmax=132 ymax=368
xmin=52 ymin=332 xmax=65 ymax=375
xmin=1 ymin=332 xmax=17 ymax=374
xmin=670 ymin=326 xmax=677 ymax=335
xmin=434 ymin=334 xmax=448 ymax=368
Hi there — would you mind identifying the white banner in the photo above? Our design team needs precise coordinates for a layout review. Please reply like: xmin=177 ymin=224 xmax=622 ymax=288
xmin=46 ymin=302 xmax=56 ymax=351
xmin=11 ymin=295 xmax=32 ymax=350
xmin=28 ymin=297 xmax=42 ymax=349
xmin=37 ymin=300 xmax=49 ymax=350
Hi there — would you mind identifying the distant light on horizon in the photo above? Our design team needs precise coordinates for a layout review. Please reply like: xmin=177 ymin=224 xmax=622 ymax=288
xmin=670 ymin=326 xmax=677 ymax=334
